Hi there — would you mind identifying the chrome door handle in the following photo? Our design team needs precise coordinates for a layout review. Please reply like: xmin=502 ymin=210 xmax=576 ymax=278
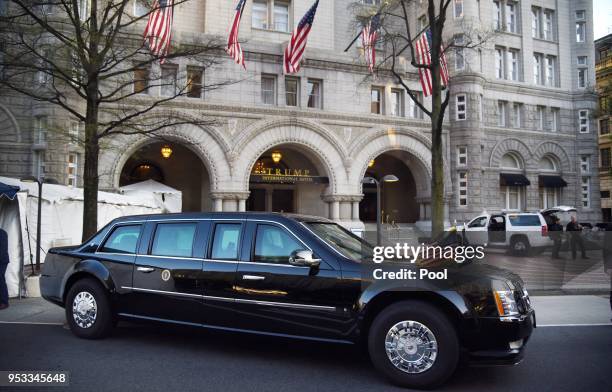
xmin=242 ymin=275 xmax=265 ymax=281
xmin=137 ymin=267 xmax=155 ymax=273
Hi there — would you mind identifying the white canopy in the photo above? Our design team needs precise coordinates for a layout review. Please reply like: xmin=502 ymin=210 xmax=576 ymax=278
xmin=120 ymin=179 xmax=182 ymax=213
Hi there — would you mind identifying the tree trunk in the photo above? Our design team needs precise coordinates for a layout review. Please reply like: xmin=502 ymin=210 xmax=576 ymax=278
xmin=82 ymin=94 xmax=100 ymax=242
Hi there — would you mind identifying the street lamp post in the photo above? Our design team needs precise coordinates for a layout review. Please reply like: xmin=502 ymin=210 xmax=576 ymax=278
xmin=21 ymin=176 xmax=58 ymax=274
xmin=362 ymin=174 xmax=399 ymax=246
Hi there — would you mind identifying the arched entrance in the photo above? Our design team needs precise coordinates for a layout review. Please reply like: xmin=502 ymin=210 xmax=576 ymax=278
xmin=119 ymin=141 xmax=211 ymax=212
xmin=247 ymin=144 xmax=330 ymax=216
xmin=360 ymin=151 xmax=420 ymax=223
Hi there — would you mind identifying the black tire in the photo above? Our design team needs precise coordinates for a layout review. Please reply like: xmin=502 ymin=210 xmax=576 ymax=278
xmin=510 ymin=236 xmax=530 ymax=256
xmin=65 ymin=278 xmax=114 ymax=339
xmin=368 ymin=300 xmax=459 ymax=390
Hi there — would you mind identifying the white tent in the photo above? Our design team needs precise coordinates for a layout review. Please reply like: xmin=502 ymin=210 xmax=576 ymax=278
xmin=120 ymin=179 xmax=182 ymax=213
xmin=0 ymin=176 xmax=164 ymax=298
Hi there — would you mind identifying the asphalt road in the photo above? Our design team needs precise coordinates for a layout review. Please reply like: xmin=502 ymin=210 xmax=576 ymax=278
xmin=1 ymin=322 xmax=610 ymax=392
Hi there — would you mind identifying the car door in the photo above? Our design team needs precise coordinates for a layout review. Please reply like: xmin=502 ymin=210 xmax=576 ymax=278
xmin=464 ymin=216 xmax=488 ymax=245
xmin=129 ymin=220 xmax=204 ymax=325
xmin=231 ymin=221 xmax=347 ymax=340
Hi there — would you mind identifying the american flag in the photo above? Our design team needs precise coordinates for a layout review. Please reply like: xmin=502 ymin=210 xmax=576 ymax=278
xmin=414 ymin=28 xmax=449 ymax=97
xmin=284 ymin=0 xmax=319 ymax=74
xmin=362 ymin=13 xmax=381 ymax=73
xmin=143 ymin=0 xmax=174 ymax=63
xmin=226 ymin=0 xmax=247 ymax=69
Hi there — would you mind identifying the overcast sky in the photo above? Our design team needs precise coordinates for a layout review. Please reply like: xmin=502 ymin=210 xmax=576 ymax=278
xmin=594 ymin=0 xmax=612 ymax=39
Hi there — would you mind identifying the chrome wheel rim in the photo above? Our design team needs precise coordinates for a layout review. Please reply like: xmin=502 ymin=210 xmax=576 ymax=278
xmin=385 ymin=320 xmax=438 ymax=374
xmin=72 ymin=291 xmax=97 ymax=329
xmin=514 ymin=241 xmax=526 ymax=251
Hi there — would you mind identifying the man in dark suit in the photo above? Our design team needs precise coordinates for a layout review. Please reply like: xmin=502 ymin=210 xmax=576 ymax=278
xmin=548 ymin=216 xmax=564 ymax=259
xmin=0 ymin=228 xmax=9 ymax=309
xmin=566 ymin=216 xmax=588 ymax=260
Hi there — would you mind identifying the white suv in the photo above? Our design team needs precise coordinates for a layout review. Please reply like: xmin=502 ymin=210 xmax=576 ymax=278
xmin=463 ymin=212 xmax=552 ymax=255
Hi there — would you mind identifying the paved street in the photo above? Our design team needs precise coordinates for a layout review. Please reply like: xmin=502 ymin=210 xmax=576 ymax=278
xmin=1 ymin=296 xmax=611 ymax=392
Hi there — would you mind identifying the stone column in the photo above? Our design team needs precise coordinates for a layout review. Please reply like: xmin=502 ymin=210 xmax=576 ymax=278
xmin=210 ymin=191 xmax=250 ymax=212
xmin=352 ymin=201 xmax=360 ymax=220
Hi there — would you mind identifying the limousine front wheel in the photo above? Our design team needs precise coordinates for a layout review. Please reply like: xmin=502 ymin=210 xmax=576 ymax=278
xmin=368 ymin=300 xmax=459 ymax=389
xmin=65 ymin=278 xmax=114 ymax=339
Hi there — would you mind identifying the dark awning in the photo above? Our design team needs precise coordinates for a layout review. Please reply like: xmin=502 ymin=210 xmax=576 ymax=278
xmin=539 ymin=175 xmax=568 ymax=188
xmin=499 ymin=173 xmax=531 ymax=186
xmin=0 ymin=182 xmax=20 ymax=200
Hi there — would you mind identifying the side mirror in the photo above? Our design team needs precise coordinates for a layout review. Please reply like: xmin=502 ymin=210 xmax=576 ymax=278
xmin=289 ymin=250 xmax=321 ymax=268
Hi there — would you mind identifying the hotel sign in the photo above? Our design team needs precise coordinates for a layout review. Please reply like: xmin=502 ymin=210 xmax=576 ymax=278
xmin=250 ymin=168 xmax=329 ymax=184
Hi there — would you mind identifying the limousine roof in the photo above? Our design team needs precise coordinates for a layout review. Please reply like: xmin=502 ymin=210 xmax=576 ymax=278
xmin=111 ymin=211 xmax=334 ymax=224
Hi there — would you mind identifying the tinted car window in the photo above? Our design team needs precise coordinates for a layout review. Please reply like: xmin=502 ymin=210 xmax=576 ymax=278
xmin=254 ymin=224 xmax=305 ymax=263
xmin=468 ymin=217 xmax=487 ymax=228
xmin=99 ymin=225 xmax=141 ymax=254
xmin=211 ymin=223 xmax=241 ymax=260
xmin=508 ymin=215 xmax=542 ymax=226
xmin=151 ymin=223 xmax=197 ymax=257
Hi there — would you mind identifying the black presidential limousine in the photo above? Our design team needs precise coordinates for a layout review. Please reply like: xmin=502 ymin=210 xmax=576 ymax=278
xmin=41 ymin=212 xmax=534 ymax=389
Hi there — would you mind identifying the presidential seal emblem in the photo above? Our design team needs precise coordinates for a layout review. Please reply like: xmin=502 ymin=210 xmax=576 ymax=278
xmin=161 ymin=269 xmax=171 ymax=282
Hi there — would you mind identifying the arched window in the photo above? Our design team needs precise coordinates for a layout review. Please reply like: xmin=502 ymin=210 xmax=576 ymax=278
xmin=539 ymin=156 xmax=556 ymax=172
xmin=501 ymin=152 xmax=522 ymax=170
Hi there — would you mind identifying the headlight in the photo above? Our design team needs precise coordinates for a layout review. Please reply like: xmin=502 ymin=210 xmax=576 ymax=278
xmin=493 ymin=290 xmax=519 ymax=316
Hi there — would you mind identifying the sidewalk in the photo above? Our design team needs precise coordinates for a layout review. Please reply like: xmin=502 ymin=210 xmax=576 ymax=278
xmin=1 ymin=295 xmax=610 ymax=326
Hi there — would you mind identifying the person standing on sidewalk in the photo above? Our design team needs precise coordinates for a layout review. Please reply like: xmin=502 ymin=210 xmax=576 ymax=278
xmin=549 ymin=216 xmax=564 ymax=259
xmin=566 ymin=216 xmax=588 ymax=260
xmin=0 ymin=228 xmax=9 ymax=310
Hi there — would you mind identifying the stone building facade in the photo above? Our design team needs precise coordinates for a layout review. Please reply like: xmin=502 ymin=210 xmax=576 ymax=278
xmin=596 ymin=33 xmax=612 ymax=222
xmin=0 ymin=0 xmax=601 ymax=232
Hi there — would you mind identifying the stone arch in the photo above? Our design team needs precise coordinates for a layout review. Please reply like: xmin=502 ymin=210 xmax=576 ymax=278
xmin=0 ymin=104 xmax=21 ymax=143
xmin=533 ymin=142 xmax=571 ymax=172
xmin=233 ymin=120 xmax=347 ymax=193
xmin=103 ymin=123 xmax=230 ymax=190
xmin=489 ymin=138 xmax=533 ymax=168
xmin=348 ymin=129 xmax=435 ymax=197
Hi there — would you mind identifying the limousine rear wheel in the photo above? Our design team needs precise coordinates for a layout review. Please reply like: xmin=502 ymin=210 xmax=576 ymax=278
xmin=368 ymin=300 xmax=459 ymax=389
xmin=65 ymin=278 xmax=114 ymax=339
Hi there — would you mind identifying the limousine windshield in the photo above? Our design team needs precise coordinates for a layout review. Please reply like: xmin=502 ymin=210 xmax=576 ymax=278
xmin=303 ymin=222 xmax=373 ymax=261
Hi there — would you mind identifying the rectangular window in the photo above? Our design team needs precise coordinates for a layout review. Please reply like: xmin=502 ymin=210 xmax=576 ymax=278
xmin=252 ymin=0 xmax=268 ymax=29
xmin=418 ymin=15 xmax=427 ymax=30
xmin=512 ymin=103 xmax=521 ymax=128
xmin=211 ymin=223 xmax=242 ymax=260
xmin=307 ymin=79 xmax=322 ymax=109
xmin=531 ymin=7 xmax=541 ymax=38
xmin=67 ymin=153 xmax=78 ymax=187
xmin=454 ymin=0 xmax=463 ymax=18
xmin=186 ymin=67 xmax=203 ymax=98
xmin=35 ymin=116 xmax=48 ymax=144
xmin=544 ymin=10 xmax=554 ymax=40
xmin=580 ymin=155 xmax=590 ymax=173
xmin=407 ymin=92 xmax=423 ymax=119
xmin=160 ymin=65 xmax=177 ymax=97
xmin=578 ymin=68 xmax=587 ymax=88
xmin=545 ymin=56 xmax=556 ymax=86
xmin=493 ymin=1 xmax=501 ymax=30
xmin=601 ymin=118 xmax=610 ymax=135
xmin=100 ymin=225 xmax=142 ymax=254
xmin=551 ymin=108 xmax=559 ymax=132
xmin=539 ymin=187 xmax=558 ymax=209
xmin=391 ymin=89 xmax=404 ymax=117
xmin=457 ymin=146 xmax=468 ymax=166
xmin=0 ymin=0 xmax=7 ymax=16
xmin=458 ymin=171 xmax=468 ymax=206
xmin=578 ymin=110 xmax=589 ymax=133
xmin=576 ymin=22 xmax=586 ymax=42
xmin=134 ymin=0 xmax=148 ymax=17
xmin=454 ymin=35 xmax=465 ymax=70
xmin=601 ymin=148 xmax=611 ymax=169
xmin=508 ymin=49 xmax=519 ymax=81
xmin=533 ymin=53 xmax=542 ymax=85
xmin=133 ymin=67 xmax=149 ymax=94
xmin=78 ymin=0 xmax=89 ymax=21
xmin=69 ymin=121 xmax=81 ymax=143
xmin=506 ymin=2 xmax=516 ymax=33
xmin=456 ymin=94 xmax=466 ymax=120
xmin=576 ymin=10 xmax=585 ymax=20
xmin=536 ymin=106 xmax=544 ymax=130
xmin=577 ymin=56 xmax=587 ymax=66
xmin=151 ymin=223 xmax=197 ymax=257
xmin=581 ymin=177 xmax=590 ymax=208
xmin=502 ymin=186 xmax=520 ymax=211
xmin=261 ymin=74 xmax=276 ymax=105
xmin=371 ymin=87 xmax=383 ymax=114
xmin=602 ymin=191 xmax=610 ymax=199
xmin=497 ymin=101 xmax=506 ymax=127
xmin=495 ymin=48 xmax=504 ymax=79
xmin=285 ymin=77 xmax=299 ymax=107
xmin=273 ymin=2 xmax=290 ymax=32
xmin=254 ymin=224 xmax=304 ymax=264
